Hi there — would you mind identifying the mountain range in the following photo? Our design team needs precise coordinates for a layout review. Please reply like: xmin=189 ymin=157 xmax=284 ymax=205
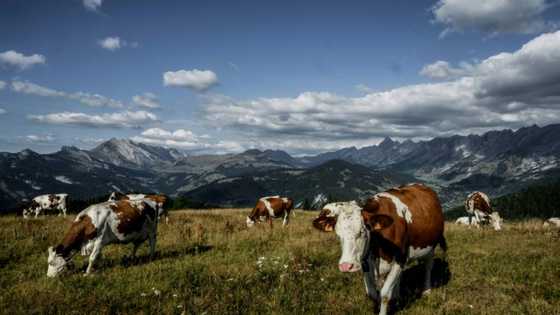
xmin=2 ymin=124 xmax=560 ymax=211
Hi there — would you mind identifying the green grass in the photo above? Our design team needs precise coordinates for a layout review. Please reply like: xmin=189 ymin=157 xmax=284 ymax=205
xmin=1 ymin=210 xmax=559 ymax=314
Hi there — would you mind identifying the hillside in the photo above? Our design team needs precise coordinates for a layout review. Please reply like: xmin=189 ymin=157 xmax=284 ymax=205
xmin=0 ymin=211 xmax=558 ymax=314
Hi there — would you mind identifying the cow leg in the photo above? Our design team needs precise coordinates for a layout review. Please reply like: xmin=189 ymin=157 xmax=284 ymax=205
xmin=473 ymin=212 xmax=481 ymax=228
xmin=362 ymin=257 xmax=379 ymax=302
xmin=148 ymin=228 xmax=157 ymax=260
xmin=85 ymin=240 xmax=103 ymax=275
xmin=379 ymin=263 xmax=402 ymax=315
xmin=268 ymin=216 xmax=273 ymax=229
xmin=131 ymin=242 xmax=142 ymax=259
xmin=423 ymin=250 xmax=435 ymax=295
xmin=282 ymin=211 xmax=290 ymax=226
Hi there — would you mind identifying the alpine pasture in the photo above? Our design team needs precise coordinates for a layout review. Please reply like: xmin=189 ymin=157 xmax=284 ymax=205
xmin=1 ymin=209 xmax=559 ymax=314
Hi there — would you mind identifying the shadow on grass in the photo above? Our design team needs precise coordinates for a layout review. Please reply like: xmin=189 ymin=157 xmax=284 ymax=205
xmin=391 ymin=258 xmax=451 ymax=314
xmin=75 ymin=244 xmax=214 ymax=272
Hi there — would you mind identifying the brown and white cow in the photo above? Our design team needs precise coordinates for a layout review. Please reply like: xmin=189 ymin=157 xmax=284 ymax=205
xmin=108 ymin=192 xmax=169 ymax=223
xmin=23 ymin=194 xmax=68 ymax=218
xmin=47 ymin=199 xmax=159 ymax=277
xmin=246 ymin=196 xmax=294 ymax=227
xmin=313 ymin=184 xmax=447 ymax=315
xmin=464 ymin=191 xmax=502 ymax=230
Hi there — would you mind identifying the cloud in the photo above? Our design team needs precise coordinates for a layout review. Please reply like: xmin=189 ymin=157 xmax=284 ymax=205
xmin=0 ymin=50 xmax=46 ymax=70
xmin=0 ymin=81 xmax=6 ymax=89
xmin=200 ymin=31 xmax=560 ymax=153
xmin=432 ymin=0 xmax=556 ymax=37
xmin=25 ymin=134 xmax=55 ymax=143
xmin=132 ymin=93 xmax=161 ymax=109
xmin=131 ymin=127 xmax=243 ymax=153
xmin=163 ymin=69 xmax=218 ymax=91
xmin=11 ymin=81 xmax=123 ymax=108
xmin=355 ymin=84 xmax=375 ymax=94
xmin=29 ymin=110 xmax=157 ymax=128
xmin=83 ymin=0 xmax=102 ymax=11
xmin=420 ymin=60 xmax=474 ymax=79
xmin=0 ymin=108 xmax=6 ymax=115
xmin=97 ymin=36 xmax=138 ymax=51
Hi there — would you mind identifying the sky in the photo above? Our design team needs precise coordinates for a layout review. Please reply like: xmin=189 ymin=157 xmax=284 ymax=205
xmin=1 ymin=0 xmax=560 ymax=155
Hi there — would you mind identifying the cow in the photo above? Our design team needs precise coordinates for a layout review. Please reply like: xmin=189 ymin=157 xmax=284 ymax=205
xmin=108 ymin=192 xmax=169 ymax=224
xmin=313 ymin=184 xmax=446 ymax=315
xmin=246 ymin=196 xmax=293 ymax=228
xmin=455 ymin=216 xmax=481 ymax=226
xmin=23 ymin=194 xmax=68 ymax=218
xmin=464 ymin=192 xmax=502 ymax=230
xmin=543 ymin=217 xmax=560 ymax=228
xmin=47 ymin=199 xmax=159 ymax=277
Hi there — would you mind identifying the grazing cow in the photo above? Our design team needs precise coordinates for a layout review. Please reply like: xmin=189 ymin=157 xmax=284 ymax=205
xmin=313 ymin=184 xmax=446 ymax=315
xmin=464 ymin=192 xmax=502 ymax=230
xmin=23 ymin=194 xmax=68 ymax=218
xmin=246 ymin=196 xmax=293 ymax=227
xmin=108 ymin=192 xmax=169 ymax=223
xmin=543 ymin=217 xmax=560 ymax=228
xmin=47 ymin=199 xmax=159 ymax=277
xmin=455 ymin=216 xmax=481 ymax=226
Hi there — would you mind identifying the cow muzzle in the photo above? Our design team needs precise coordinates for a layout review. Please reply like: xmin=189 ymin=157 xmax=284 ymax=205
xmin=338 ymin=262 xmax=361 ymax=273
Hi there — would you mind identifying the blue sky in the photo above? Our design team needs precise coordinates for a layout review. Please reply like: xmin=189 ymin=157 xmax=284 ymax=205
xmin=1 ymin=0 xmax=560 ymax=155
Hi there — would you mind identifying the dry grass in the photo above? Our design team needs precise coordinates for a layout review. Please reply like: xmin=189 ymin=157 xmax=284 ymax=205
xmin=1 ymin=209 xmax=559 ymax=314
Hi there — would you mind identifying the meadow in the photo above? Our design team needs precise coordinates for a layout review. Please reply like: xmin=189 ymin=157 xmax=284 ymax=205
xmin=1 ymin=209 xmax=559 ymax=315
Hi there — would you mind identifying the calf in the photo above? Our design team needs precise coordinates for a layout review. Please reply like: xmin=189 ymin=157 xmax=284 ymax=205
xmin=47 ymin=199 xmax=159 ymax=277
xmin=246 ymin=196 xmax=293 ymax=227
xmin=313 ymin=184 xmax=446 ymax=315
xmin=108 ymin=192 xmax=169 ymax=223
xmin=23 ymin=194 xmax=68 ymax=218
xmin=464 ymin=191 xmax=502 ymax=230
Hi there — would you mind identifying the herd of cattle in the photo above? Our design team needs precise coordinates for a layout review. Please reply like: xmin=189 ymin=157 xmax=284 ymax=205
xmin=19 ymin=185 xmax=560 ymax=315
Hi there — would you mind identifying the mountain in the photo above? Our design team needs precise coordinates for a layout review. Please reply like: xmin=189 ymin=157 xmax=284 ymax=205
xmin=180 ymin=159 xmax=415 ymax=207
xmin=2 ymin=123 xmax=560 ymax=211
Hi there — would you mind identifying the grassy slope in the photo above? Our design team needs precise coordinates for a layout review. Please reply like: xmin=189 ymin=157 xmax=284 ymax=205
xmin=0 ymin=210 xmax=559 ymax=314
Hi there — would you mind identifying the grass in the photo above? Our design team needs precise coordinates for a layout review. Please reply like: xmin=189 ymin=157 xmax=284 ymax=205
xmin=1 ymin=209 xmax=559 ymax=314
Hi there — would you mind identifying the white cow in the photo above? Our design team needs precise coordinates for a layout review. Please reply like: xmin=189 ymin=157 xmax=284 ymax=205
xmin=47 ymin=199 xmax=159 ymax=277
xmin=455 ymin=216 xmax=481 ymax=226
xmin=23 ymin=194 xmax=68 ymax=218
xmin=543 ymin=217 xmax=560 ymax=228
xmin=464 ymin=191 xmax=502 ymax=231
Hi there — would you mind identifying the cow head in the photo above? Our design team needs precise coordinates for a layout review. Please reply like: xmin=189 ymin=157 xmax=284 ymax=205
xmin=312 ymin=201 xmax=368 ymax=273
xmin=488 ymin=212 xmax=503 ymax=231
xmin=108 ymin=191 xmax=126 ymax=202
xmin=246 ymin=216 xmax=256 ymax=227
xmin=47 ymin=246 xmax=68 ymax=277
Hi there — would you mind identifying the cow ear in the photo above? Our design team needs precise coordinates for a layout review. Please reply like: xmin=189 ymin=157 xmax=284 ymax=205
xmin=313 ymin=211 xmax=337 ymax=232
xmin=366 ymin=214 xmax=393 ymax=231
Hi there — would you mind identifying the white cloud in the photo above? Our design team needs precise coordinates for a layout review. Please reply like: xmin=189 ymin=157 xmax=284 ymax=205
xmin=420 ymin=60 xmax=474 ymax=79
xmin=0 ymin=50 xmax=46 ymax=70
xmin=432 ymin=0 xmax=556 ymax=37
xmin=25 ymin=134 xmax=55 ymax=142
xmin=11 ymin=81 xmax=123 ymax=108
xmin=0 ymin=81 xmax=6 ymax=90
xmin=355 ymin=84 xmax=375 ymax=94
xmin=0 ymin=108 xmax=6 ymax=115
xmin=132 ymin=127 xmax=243 ymax=153
xmin=132 ymin=93 xmax=161 ymax=109
xmin=83 ymin=0 xmax=102 ymax=11
xmin=29 ymin=110 xmax=157 ymax=128
xmin=200 ymin=31 xmax=560 ymax=153
xmin=97 ymin=36 xmax=138 ymax=51
xmin=163 ymin=69 xmax=218 ymax=91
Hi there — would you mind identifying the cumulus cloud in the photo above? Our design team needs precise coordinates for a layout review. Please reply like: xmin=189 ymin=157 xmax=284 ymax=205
xmin=432 ymin=0 xmax=556 ymax=37
xmin=0 ymin=50 xmax=46 ymax=70
xmin=97 ymin=36 xmax=137 ymax=51
xmin=131 ymin=127 xmax=243 ymax=153
xmin=11 ymin=81 xmax=123 ymax=108
xmin=132 ymin=93 xmax=161 ymax=109
xmin=200 ymin=31 xmax=560 ymax=153
xmin=29 ymin=110 xmax=157 ymax=128
xmin=83 ymin=0 xmax=102 ymax=11
xmin=163 ymin=69 xmax=218 ymax=91
xmin=419 ymin=60 xmax=474 ymax=79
